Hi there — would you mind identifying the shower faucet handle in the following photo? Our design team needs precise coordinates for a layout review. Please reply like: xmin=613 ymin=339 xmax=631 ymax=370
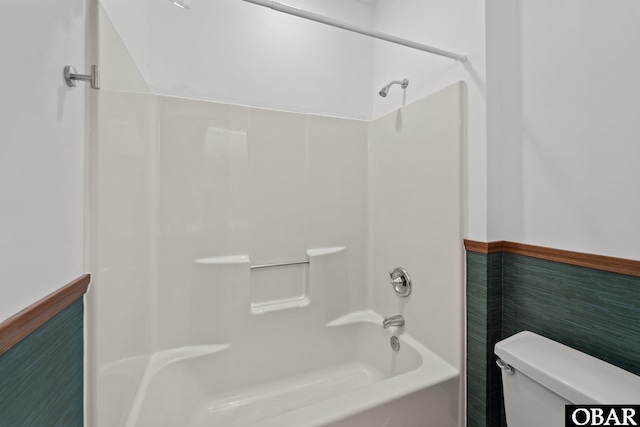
xmin=390 ymin=275 xmax=405 ymax=288
xmin=389 ymin=267 xmax=412 ymax=297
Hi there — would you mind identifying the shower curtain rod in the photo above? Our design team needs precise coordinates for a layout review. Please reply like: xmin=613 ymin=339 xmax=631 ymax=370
xmin=240 ymin=0 xmax=467 ymax=63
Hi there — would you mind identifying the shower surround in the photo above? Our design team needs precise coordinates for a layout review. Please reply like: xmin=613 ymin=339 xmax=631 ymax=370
xmin=87 ymin=6 xmax=465 ymax=426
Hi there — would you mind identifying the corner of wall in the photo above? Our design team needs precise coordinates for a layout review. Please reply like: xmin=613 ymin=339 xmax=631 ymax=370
xmin=98 ymin=4 xmax=150 ymax=94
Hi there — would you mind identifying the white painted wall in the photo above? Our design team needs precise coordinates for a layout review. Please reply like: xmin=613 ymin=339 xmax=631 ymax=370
xmin=372 ymin=0 xmax=487 ymax=241
xmin=0 ymin=0 xmax=86 ymax=322
xmin=100 ymin=0 xmax=374 ymax=119
xmin=487 ymin=0 xmax=640 ymax=260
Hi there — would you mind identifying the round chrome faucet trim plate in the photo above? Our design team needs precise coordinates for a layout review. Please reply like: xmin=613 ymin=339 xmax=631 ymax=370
xmin=389 ymin=267 xmax=412 ymax=297
xmin=390 ymin=336 xmax=400 ymax=352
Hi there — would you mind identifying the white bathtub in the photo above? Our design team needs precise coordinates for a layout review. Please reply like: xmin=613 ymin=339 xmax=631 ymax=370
xmin=124 ymin=310 xmax=459 ymax=427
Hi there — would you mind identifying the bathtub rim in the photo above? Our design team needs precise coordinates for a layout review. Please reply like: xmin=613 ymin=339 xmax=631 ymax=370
xmin=247 ymin=310 xmax=459 ymax=427
xmin=124 ymin=309 xmax=459 ymax=427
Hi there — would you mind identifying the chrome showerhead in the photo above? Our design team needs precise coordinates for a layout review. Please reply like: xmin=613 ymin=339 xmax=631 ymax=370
xmin=378 ymin=78 xmax=409 ymax=97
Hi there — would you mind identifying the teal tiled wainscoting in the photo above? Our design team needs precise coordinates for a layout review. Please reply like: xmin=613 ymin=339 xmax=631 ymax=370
xmin=467 ymin=251 xmax=504 ymax=427
xmin=466 ymin=244 xmax=640 ymax=427
xmin=0 ymin=298 xmax=84 ymax=426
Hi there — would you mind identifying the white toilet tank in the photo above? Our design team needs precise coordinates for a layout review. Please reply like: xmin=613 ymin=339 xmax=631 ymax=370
xmin=495 ymin=331 xmax=640 ymax=427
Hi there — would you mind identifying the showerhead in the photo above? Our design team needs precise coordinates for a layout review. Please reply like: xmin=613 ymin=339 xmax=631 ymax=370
xmin=378 ymin=78 xmax=409 ymax=98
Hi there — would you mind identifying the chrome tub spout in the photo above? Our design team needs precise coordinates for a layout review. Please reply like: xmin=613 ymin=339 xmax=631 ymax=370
xmin=382 ymin=314 xmax=405 ymax=329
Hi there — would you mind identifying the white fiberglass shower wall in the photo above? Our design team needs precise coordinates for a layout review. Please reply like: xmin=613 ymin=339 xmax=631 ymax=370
xmin=87 ymin=1 xmax=466 ymax=425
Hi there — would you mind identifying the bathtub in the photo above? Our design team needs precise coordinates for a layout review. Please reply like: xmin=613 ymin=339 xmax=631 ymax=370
xmin=124 ymin=310 xmax=459 ymax=427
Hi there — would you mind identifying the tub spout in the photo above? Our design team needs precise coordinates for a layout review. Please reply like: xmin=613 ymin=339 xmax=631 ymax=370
xmin=382 ymin=314 xmax=405 ymax=329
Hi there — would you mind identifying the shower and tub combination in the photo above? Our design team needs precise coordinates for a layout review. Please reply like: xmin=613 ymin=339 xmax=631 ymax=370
xmin=88 ymin=1 xmax=466 ymax=426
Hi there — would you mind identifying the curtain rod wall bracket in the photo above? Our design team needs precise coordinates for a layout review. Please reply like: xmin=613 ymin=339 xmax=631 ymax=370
xmin=64 ymin=65 xmax=100 ymax=90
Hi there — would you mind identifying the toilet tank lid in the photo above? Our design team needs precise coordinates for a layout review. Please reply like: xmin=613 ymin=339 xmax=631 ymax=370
xmin=495 ymin=331 xmax=640 ymax=404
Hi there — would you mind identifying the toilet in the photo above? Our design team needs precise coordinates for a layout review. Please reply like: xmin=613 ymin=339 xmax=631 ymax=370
xmin=495 ymin=331 xmax=640 ymax=427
